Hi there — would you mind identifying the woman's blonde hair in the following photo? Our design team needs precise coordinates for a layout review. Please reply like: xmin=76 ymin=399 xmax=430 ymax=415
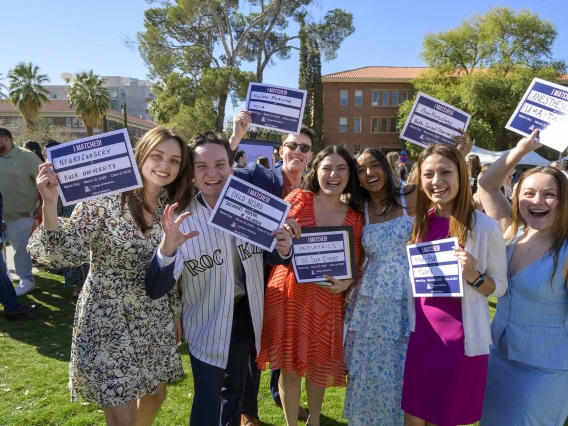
xmin=507 ymin=167 xmax=568 ymax=284
xmin=410 ymin=144 xmax=476 ymax=246
xmin=387 ymin=151 xmax=401 ymax=182
xmin=121 ymin=126 xmax=193 ymax=232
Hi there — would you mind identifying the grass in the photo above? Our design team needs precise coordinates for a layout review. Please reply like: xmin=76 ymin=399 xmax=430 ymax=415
xmin=0 ymin=272 xmax=346 ymax=426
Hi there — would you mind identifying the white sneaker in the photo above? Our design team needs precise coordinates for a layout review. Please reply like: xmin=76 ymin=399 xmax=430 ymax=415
xmin=15 ymin=280 xmax=35 ymax=296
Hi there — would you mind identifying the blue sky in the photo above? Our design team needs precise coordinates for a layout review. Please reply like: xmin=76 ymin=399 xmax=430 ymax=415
xmin=2 ymin=0 xmax=568 ymax=118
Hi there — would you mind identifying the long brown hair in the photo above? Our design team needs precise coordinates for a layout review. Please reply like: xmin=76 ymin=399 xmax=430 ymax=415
xmin=410 ymin=144 xmax=476 ymax=246
xmin=302 ymin=145 xmax=359 ymax=210
xmin=121 ymin=126 xmax=193 ymax=233
xmin=506 ymin=167 xmax=568 ymax=284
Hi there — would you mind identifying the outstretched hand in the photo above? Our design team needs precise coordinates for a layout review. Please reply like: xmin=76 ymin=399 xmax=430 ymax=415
xmin=452 ymin=129 xmax=473 ymax=157
xmin=517 ymin=129 xmax=542 ymax=154
xmin=232 ymin=110 xmax=252 ymax=141
xmin=272 ymin=227 xmax=292 ymax=257
xmin=36 ymin=162 xmax=60 ymax=206
xmin=159 ymin=203 xmax=200 ymax=257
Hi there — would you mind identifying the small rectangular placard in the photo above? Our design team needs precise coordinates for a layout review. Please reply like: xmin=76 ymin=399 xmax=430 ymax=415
xmin=292 ymin=226 xmax=356 ymax=284
xmin=207 ymin=175 xmax=291 ymax=251
xmin=400 ymin=93 xmax=471 ymax=148
xmin=406 ymin=237 xmax=463 ymax=297
xmin=46 ymin=129 xmax=142 ymax=206
xmin=505 ymin=78 xmax=568 ymax=152
xmin=244 ymin=83 xmax=307 ymax=134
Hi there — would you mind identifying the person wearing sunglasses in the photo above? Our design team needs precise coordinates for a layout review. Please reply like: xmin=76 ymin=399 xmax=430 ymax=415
xmin=229 ymin=110 xmax=313 ymax=425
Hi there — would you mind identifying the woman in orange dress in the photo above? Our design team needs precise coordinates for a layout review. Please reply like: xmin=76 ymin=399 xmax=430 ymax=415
xmin=257 ymin=145 xmax=363 ymax=426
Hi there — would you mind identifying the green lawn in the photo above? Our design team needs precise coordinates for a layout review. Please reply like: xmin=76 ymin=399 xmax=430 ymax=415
xmin=0 ymin=272 xmax=346 ymax=426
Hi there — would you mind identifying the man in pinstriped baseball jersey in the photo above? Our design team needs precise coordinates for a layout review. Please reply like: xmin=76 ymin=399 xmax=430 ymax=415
xmin=144 ymin=131 xmax=292 ymax=426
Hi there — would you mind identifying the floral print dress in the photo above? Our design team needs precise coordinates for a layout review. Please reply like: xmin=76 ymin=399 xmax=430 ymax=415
xmin=28 ymin=191 xmax=183 ymax=407
xmin=343 ymin=196 xmax=414 ymax=425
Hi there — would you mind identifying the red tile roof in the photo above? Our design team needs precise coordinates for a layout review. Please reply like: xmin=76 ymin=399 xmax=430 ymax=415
xmin=0 ymin=100 xmax=156 ymax=127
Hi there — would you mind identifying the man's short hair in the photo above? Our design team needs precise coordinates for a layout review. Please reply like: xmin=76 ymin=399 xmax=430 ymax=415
xmin=273 ymin=146 xmax=280 ymax=154
xmin=188 ymin=131 xmax=234 ymax=163
xmin=281 ymin=125 xmax=314 ymax=145
xmin=0 ymin=127 xmax=13 ymax=140
xmin=256 ymin=156 xmax=270 ymax=168
xmin=234 ymin=149 xmax=246 ymax=163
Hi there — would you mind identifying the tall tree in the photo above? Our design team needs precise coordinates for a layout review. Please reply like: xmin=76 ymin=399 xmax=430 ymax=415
xmin=7 ymin=62 xmax=51 ymax=129
xmin=137 ymin=0 xmax=354 ymax=131
xmin=0 ymin=73 xmax=7 ymax=100
xmin=398 ymin=8 xmax=565 ymax=156
xmin=67 ymin=71 xmax=111 ymax=136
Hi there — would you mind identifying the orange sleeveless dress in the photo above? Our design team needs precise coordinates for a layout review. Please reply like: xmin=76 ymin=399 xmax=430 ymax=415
xmin=256 ymin=189 xmax=363 ymax=387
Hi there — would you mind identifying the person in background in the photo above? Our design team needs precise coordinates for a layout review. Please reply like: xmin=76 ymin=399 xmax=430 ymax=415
xmin=400 ymin=163 xmax=408 ymax=183
xmin=0 ymin=127 xmax=43 ymax=296
xmin=23 ymin=141 xmax=45 ymax=162
xmin=387 ymin=151 xmax=401 ymax=183
xmin=234 ymin=150 xmax=247 ymax=168
xmin=402 ymin=144 xmax=508 ymax=426
xmin=466 ymin=154 xmax=482 ymax=194
xmin=0 ymin=192 xmax=39 ymax=320
xmin=559 ymin=160 xmax=568 ymax=178
xmin=256 ymin=156 xmax=270 ymax=169
xmin=550 ymin=160 xmax=559 ymax=169
xmin=478 ymin=129 xmax=568 ymax=426
xmin=28 ymin=127 xmax=193 ymax=426
xmin=230 ymin=111 xmax=313 ymax=425
xmin=43 ymin=139 xmax=59 ymax=161
xmin=272 ymin=146 xmax=283 ymax=168
xmin=257 ymin=146 xmax=364 ymax=426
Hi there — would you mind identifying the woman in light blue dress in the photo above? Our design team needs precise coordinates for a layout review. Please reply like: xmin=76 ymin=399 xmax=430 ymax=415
xmin=478 ymin=129 xmax=568 ymax=425
xmin=343 ymin=148 xmax=416 ymax=425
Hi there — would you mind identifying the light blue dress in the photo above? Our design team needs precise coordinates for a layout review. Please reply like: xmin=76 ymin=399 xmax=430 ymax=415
xmin=343 ymin=195 xmax=414 ymax=426
xmin=481 ymin=234 xmax=568 ymax=426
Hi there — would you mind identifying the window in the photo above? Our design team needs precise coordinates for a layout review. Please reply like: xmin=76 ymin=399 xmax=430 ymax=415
xmin=371 ymin=117 xmax=379 ymax=133
xmin=382 ymin=91 xmax=389 ymax=106
xmin=338 ymin=143 xmax=347 ymax=149
xmin=391 ymin=91 xmax=399 ymax=106
xmin=339 ymin=117 xmax=347 ymax=133
xmin=79 ymin=118 xmax=83 ymax=128
xmin=72 ymin=118 xmax=79 ymax=127
xmin=47 ymin=118 xmax=53 ymax=124
xmin=354 ymin=117 xmax=362 ymax=133
xmin=372 ymin=90 xmax=379 ymax=107
xmin=111 ymin=100 xmax=118 ymax=110
xmin=340 ymin=90 xmax=348 ymax=106
xmin=354 ymin=90 xmax=363 ymax=106
xmin=381 ymin=118 xmax=388 ymax=132
xmin=107 ymin=88 xmax=118 ymax=99
xmin=66 ymin=118 xmax=71 ymax=127
xmin=51 ymin=93 xmax=58 ymax=99
xmin=120 ymin=89 xmax=126 ymax=100
xmin=354 ymin=144 xmax=361 ymax=154
xmin=390 ymin=117 xmax=397 ymax=133
xmin=401 ymin=91 xmax=408 ymax=103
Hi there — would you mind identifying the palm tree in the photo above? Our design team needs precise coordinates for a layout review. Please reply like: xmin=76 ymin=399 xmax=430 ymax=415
xmin=7 ymin=62 xmax=51 ymax=128
xmin=68 ymin=71 xmax=110 ymax=136
xmin=0 ymin=73 xmax=7 ymax=100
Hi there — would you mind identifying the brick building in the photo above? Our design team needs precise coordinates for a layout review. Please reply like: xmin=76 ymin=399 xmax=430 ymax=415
xmin=322 ymin=66 xmax=568 ymax=155
xmin=0 ymin=100 xmax=157 ymax=140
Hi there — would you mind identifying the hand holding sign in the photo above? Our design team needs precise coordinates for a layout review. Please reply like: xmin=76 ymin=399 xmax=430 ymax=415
xmin=452 ymin=246 xmax=479 ymax=283
xmin=452 ymin=129 xmax=474 ymax=156
xmin=159 ymin=203 xmax=200 ymax=257
xmin=232 ymin=110 xmax=252 ymax=141
xmin=36 ymin=162 xmax=60 ymax=207
xmin=321 ymin=274 xmax=354 ymax=294
xmin=271 ymin=227 xmax=292 ymax=257
xmin=516 ymin=129 xmax=543 ymax=155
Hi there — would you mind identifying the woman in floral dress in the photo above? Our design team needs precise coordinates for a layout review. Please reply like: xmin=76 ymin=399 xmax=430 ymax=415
xmin=28 ymin=127 xmax=194 ymax=426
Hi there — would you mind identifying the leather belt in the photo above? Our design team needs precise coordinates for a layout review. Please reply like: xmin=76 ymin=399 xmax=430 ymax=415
xmin=19 ymin=212 xmax=32 ymax=218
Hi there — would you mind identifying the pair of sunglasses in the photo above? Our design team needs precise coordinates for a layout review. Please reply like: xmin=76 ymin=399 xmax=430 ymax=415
xmin=283 ymin=142 xmax=312 ymax=153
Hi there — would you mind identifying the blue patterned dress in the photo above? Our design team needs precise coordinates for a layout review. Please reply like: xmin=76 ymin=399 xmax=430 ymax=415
xmin=343 ymin=195 xmax=414 ymax=425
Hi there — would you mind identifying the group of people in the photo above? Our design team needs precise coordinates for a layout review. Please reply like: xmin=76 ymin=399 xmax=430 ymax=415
xmin=0 ymin=106 xmax=567 ymax=426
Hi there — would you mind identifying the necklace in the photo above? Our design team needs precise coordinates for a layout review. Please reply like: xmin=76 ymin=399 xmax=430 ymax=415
xmin=522 ymin=236 xmax=550 ymax=252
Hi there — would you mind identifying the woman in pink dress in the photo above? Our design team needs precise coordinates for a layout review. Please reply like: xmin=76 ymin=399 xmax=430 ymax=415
xmin=401 ymin=144 xmax=508 ymax=426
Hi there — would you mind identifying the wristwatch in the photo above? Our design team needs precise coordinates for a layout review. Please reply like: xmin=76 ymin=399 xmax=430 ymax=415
xmin=467 ymin=272 xmax=485 ymax=288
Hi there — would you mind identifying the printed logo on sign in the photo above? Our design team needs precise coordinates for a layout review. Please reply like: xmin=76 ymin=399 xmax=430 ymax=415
xmin=231 ymin=222 xmax=237 ymax=228
xmin=84 ymin=186 xmax=91 ymax=192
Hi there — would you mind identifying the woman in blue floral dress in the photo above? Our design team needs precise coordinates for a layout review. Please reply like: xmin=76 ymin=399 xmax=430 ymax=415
xmin=343 ymin=148 xmax=416 ymax=425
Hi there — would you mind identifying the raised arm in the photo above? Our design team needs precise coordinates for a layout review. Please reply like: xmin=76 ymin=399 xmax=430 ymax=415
xmin=229 ymin=110 xmax=252 ymax=152
xmin=478 ymin=129 xmax=541 ymax=232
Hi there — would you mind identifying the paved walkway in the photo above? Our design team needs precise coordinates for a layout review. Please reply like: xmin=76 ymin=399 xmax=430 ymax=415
xmin=3 ymin=244 xmax=45 ymax=282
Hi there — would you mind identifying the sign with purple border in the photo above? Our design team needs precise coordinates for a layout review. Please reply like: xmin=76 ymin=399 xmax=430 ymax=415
xmin=244 ymin=83 xmax=307 ymax=134
xmin=46 ymin=129 xmax=142 ymax=206
xmin=400 ymin=93 xmax=471 ymax=148
xmin=505 ymin=78 xmax=568 ymax=152
xmin=406 ymin=237 xmax=463 ymax=297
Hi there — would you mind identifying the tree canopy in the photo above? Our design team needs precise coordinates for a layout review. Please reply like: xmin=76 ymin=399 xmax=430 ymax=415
xmin=7 ymin=62 xmax=51 ymax=129
xmin=398 ymin=7 xmax=566 ymax=157
xmin=67 ymin=71 xmax=111 ymax=136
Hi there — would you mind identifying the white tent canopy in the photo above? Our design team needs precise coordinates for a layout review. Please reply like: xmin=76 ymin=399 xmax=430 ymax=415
xmin=470 ymin=145 xmax=551 ymax=167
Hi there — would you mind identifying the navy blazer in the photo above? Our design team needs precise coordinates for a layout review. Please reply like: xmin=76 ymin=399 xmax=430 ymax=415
xmin=233 ymin=163 xmax=284 ymax=198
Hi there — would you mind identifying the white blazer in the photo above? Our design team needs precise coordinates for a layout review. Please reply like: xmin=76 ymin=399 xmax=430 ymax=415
xmin=408 ymin=210 xmax=508 ymax=356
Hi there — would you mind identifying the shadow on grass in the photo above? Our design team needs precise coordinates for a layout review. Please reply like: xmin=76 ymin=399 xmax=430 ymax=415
xmin=489 ymin=299 xmax=497 ymax=311
xmin=0 ymin=271 xmax=77 ymax=361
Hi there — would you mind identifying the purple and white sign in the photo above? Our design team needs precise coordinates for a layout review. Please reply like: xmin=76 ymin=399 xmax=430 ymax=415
xmin=46 ymin=129 xmax=142 ymax=206
xmin=207 ymin=175 xmax=291 ymax=251
xmin=506 ymin=78 xmax=568 ymax=152
xmin=400 ymin=93 xmax=471 ymax=148
xmin=240 ymin=140 xmax=276 ymax=168
xmin=245 ymin=83 xmax=307 ymax=134
xmin=406 ymin=237 xmax=463 ymax=297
